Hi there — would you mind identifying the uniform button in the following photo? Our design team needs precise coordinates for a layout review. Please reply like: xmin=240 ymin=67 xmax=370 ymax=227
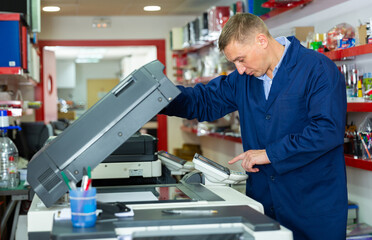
xmin=270 ymin=207 xmax=274 ymax=212
xmin=265 ymin=114 xmax=271 ymax=120
xmin=270 ymin=175 xmax=275 ymax=181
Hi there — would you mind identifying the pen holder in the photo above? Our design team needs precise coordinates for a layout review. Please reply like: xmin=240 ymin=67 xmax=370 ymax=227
xmin=69 ymin=187 xmax=97 ymax=228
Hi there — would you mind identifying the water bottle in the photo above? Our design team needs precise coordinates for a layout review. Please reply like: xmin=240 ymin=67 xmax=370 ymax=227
xmin=8 ymin=156 xmax=18 ymax=188
xmin=0 ymin=110 xmax=20 ymax=188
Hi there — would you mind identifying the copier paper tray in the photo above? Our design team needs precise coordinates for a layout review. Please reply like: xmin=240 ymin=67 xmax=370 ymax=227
xmin=27 ymin=60 xmax=181 ymax=207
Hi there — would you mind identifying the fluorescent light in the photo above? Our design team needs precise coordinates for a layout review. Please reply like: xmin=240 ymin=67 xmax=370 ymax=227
xmin=42 ymin=6 xmax=61 ymax=12
xmin=75 ymin=58 xmax=100 ymax=63
xmin=144 ymin=5 xmax=161 ymax=11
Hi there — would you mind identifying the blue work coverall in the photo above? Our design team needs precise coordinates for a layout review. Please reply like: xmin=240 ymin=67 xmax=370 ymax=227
xmin=162 ymin=36 xmax=348 ymax=239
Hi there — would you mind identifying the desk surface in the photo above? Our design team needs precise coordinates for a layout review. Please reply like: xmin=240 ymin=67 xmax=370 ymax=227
xmin=0 ymin=181 xmax=30 ymax=197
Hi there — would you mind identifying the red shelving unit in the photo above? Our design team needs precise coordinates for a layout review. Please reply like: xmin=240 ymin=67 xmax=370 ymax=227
xmin=345 ymin=154 xmax=372 ymax=171
xmin=323 ymin=44 xmax=372 ymax=61
xmin=0 ymin=67 xmax=23 ymax=75
xmin=347 ymin=102 xmax=372 ymax=112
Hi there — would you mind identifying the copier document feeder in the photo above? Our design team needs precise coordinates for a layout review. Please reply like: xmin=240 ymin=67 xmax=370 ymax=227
xmin=27 ymin=60 xmax=181 ymax=207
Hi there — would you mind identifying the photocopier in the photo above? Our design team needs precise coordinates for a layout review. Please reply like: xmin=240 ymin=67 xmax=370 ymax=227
xmin=26 ymin=60 xmax=293 ymax=240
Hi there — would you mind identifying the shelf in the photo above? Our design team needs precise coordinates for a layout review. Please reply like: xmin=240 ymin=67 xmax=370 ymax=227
xmin=260 ymin=0 xmax=314 ymax=20
xmin=347 ymin=102 xmax=372 ymax=112
xmin=345 ymin=154 xmax=372 ymax=171
xmin=172 ymin=39 xmax=217 ymax=54
xmin=323 ymin=44 xmax=372 ymax=61
xmin=0 ymin=67 xmax=23 ymax=75
xmin=181 ymin=125 xmax=242 ymax=143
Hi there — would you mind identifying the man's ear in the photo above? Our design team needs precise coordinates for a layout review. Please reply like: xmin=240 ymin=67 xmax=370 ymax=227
xmin=256 ymin=34 xmax=268 ymax=48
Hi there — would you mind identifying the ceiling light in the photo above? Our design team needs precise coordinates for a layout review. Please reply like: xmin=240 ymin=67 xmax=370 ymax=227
xmin=42 ymin=6 xmax=61 ymax=12
xmin=144 ymin=6 xmax=161 ymax=11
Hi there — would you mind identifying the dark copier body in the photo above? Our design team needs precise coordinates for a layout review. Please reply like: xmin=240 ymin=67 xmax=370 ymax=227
xmin=91 ymin=133 xmax=162 ymax=183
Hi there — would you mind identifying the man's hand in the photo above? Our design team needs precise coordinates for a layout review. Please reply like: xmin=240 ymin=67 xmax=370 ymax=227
xmin=228 ymin=149 xmax=270 ymax=172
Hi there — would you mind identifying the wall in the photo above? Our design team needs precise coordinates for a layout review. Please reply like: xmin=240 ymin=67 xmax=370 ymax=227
xmin=56 ymin=60 xmax=76 ymax=88
xmin=57 ymin=59 xmax=121 ymax=116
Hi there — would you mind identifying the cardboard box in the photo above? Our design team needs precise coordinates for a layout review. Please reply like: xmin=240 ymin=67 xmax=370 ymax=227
xmin=357 ymin=25 xmax=367 ymax=45
xmin=293 ymin=26 xmax=315 ymax=42
xmin=58 ymin=111 xmax=76 ymax=120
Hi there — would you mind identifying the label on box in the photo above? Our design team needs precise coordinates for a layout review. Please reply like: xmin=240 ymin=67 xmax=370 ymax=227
xmin=9 ymin=61 xmax=16 ymax=67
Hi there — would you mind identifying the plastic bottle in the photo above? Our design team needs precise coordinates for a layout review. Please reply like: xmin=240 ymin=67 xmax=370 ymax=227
xmin=8 ymin=156 xmax=18 ymax=188
xmin=0 ymin=110 xmax=20 ymax=188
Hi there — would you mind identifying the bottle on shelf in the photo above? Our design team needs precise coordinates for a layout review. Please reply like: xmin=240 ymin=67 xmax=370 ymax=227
xmin=8 ymin=156 xmax=18 ymax=188
xmin=0 ymin=110 xmax=21 ymax=188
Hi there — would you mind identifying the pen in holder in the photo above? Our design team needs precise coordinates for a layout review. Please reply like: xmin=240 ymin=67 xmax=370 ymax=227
xmin=69 ymin=187 xmax=97 ymax=228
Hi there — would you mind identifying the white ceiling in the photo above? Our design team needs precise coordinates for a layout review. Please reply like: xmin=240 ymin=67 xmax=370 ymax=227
xmin=41 ymin=0 xmax=240 ymax=16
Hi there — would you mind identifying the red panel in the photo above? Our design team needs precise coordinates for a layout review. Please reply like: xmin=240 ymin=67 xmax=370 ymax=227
xmin=0 ymin=67 xmax=22 ymax=74
xmin=345 ymin=154 xmax=372 ymax=171
xmin=260 ymin=0 xmax=313 ymax=20
xmin=21 ymin=26 xmax=27 ymax=70
xmin=347 ymin=102 xmax=372 ymax=112
xmin=35 ymin=50 xmax=58 ymax=123
xmin=324 ymin=44 xmax=372 ymax=60
xmin=37 ymin=39 xmax=168 ymax=150
xmin=0 ymin=13 xmax=21 ymax=21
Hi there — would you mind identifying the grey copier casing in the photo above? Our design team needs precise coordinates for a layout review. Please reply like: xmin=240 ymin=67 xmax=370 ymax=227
xmin=27 ymin=60 xmax=180 ymax=207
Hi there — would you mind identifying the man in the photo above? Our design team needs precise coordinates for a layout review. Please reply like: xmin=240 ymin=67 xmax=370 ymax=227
xmin=162 ymin=13 xmax=347 ymax=239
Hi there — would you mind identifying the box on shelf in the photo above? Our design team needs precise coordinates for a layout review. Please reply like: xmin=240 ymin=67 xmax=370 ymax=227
xmin=357 ymin=25 xmax=367 ymax=45
xmin=0 ymin=13 xmax=28 ymax=70
xmin=170 ymin=28 xmax=183 ymax=51
xmin=292 ymin=26 xmax=315 ymax=42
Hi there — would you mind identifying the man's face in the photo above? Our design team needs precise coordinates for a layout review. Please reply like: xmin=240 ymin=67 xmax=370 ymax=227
xmin=223 ymin=39 xmax=266 ymax=77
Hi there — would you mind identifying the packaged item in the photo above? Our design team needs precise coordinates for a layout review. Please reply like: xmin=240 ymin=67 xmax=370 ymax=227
xmin=326 ymin=23 xmax=355 ymax=50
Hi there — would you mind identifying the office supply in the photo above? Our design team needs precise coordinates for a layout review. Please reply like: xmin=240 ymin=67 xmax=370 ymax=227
xmin=359 ymin=133 xmax=371 ymax=159
xmin=193 ymin=153 xmax=248 ymax=184
xmin=85 ymin=179 xmax=91 ymax=191
xmin=96 ymin=201 xmax=134 ymax=217
xmin=27 ymin=60 xmax=180 ymax=207
xmin=68 ymin=181 xmax=76 ymax=191
xmin=60 ymin=172 xmax=71 ymax=191
xmin=69 ymin=187 xmax=97 ymax=228
xmin=162 ymin=209 xmax=218 ymax=215
xmin=87 ymin=166 xmax=91 ymax=179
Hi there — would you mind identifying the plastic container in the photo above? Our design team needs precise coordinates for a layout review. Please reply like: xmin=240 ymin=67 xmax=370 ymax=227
xmin=0 ymin=110 xmax=19 ymax=188
xmin=69 ymin=187 xmax=97 ymax=228
xmin=8 ymin=156 xmax=19 ymax=188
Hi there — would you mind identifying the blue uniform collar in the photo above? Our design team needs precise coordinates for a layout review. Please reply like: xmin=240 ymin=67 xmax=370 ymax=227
xmin=283 ymin=36 xmax=300 ymax=69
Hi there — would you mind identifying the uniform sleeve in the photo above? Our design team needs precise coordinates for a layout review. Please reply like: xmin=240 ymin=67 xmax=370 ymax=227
xmin=161 ymin=73 xmax=239 ymax=122
xmin=266 ymin=58 xmax=347 ymax=175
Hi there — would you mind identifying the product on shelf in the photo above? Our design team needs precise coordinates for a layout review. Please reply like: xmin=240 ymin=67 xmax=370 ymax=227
xmin=326 ymin=23 xmax=356 ymax=51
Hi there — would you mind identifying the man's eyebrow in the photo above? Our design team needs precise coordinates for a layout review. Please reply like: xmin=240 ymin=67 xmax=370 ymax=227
xmin=231 ymin=56 xmax=244 ymax=62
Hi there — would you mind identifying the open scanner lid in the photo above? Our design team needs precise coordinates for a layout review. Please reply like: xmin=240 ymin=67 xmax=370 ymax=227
xmin=27 ymin=60 xmax=181 ymax=207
